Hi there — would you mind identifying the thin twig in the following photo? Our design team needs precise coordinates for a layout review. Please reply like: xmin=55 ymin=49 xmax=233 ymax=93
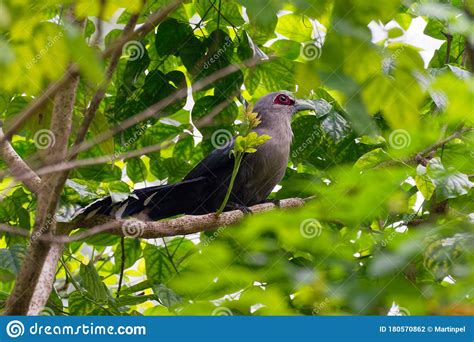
xmin=29 ymin=94 xmax=237 ymax=178
xmin=116 ymin=237 xmax=125 ymax=297
xmin=102 ymin=0 xmax=184 ymax=59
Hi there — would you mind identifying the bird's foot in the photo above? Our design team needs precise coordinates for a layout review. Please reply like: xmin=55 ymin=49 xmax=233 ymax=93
xmin=269 ymin=199 xmax=281 ymax=207
xmin=258 ymin=199 xmax=281 ymax=207
xmin=226 ymin=202 xmax=253 ymax=215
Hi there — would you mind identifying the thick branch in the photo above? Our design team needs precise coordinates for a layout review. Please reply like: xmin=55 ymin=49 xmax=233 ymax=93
xmin=0 ymin=198 xmax=307 ymax=242
xmin=0 ymin=126 xmax=41 ymax=193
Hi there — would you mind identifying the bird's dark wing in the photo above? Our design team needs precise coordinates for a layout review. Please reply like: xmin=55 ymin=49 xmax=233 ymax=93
xmin=74 ymin=177 xmax=208 ymax=221
xmin=183 ymin=140 xmax=236 ymax=181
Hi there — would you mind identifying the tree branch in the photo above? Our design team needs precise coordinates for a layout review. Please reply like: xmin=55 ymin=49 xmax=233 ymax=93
xmin=71 ymin=11 xmax=141 ymax=157
xmin=378 ymin=127 xmax=473 ymax=168
xmin=67 ymin=56 xmax=270 ymax=158
xmin=5 ymin=10 xmax=84 ymax=314
xmin=0 ymin=0 xmax=182 ymax=146
xmin=30 ymin=94 xmax=237 ymax=178
xmin=0 ymin=67 xmax=79 ymax=145
xmin=0 ymin=198 xmax=308 ymax=242
xmin=0 ymin=125 xmax=42 ymax=194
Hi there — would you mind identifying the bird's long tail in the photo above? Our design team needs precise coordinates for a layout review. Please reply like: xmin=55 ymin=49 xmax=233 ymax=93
xmin=73 ymin=177 xmax=208 ymax=221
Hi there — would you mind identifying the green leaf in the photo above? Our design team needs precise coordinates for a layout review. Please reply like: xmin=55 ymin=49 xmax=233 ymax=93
xmin=275 ymin=14 xmax=313 ymax=42
xmin=270 ymin=40 xmax=301 ymax=60
xmin=143 ymin=243 xmax=175 ymax=284
xmin=321 ymin=110 xmax=351 ymax=143
xmin=115 ymin=295 xmax=155 ymax=307
xmin=152 ymin=284 xmax=181 ymax=308
xmin=79 ymin=262 xmax=110 ymax=301
xmin=415 ymin=165 xmax=436 ymax=200
xmin=427 ymin=158 xmax=472 ymax=200
xmin=388 ymin=27 xmax=404 ymax=39
xmin=68 ymin=291 xmax=95 ymax=315
xmin=155 ymin=18 xmax=194 ymax=57
xmin=0 ymin=245 xmax=26 ymax=276
xmin=114 ymin=238 xmax=142 ymax=272
xmin=126 ymin=157 xmax=147 ymax=183
xmin=354 ymin=148 xmax=390 ymax=170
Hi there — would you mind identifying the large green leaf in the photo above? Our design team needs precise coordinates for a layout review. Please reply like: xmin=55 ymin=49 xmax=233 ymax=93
xmin=427 ymin=158 xmax=472 ymax=200
xmin=0 ymin=245 xmax=26 ymax=276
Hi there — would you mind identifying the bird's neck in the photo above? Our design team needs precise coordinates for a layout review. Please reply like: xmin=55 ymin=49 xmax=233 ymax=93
xmin=253 ymin=117 xmax=293 ymax=146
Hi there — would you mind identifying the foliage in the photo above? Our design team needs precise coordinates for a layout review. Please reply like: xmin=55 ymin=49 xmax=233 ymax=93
xmin=0 ymin=0 xmax=473 ymax=316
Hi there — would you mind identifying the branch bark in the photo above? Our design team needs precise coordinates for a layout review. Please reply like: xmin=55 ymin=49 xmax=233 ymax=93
xmin=0 ymin=125 xmax=42 ymax=193
xmin=4 ymin=62 xmax=82 ymax=315
xmin=0 ymin=198 xmax=308 ymax=242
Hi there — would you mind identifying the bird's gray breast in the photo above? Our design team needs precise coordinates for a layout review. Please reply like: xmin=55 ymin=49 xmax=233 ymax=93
xmin=234 ymin=136 xmax=290 ymax=205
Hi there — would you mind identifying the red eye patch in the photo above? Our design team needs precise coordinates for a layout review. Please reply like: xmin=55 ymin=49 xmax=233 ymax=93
xmin=273 ymin=94 xmax=295 ymax=106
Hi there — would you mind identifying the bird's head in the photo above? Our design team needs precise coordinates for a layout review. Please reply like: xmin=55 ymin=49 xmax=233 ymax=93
xmin=252 ymin=91 xmax=314 ymax=125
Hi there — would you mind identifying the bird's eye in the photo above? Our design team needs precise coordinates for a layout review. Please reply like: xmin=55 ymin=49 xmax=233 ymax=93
xmin=273 ymin=94 xmax=294 ymax=106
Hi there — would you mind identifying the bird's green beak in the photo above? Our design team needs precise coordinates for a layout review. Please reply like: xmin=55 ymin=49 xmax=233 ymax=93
xmin=294 ymin=99 xmax=315 ymax=112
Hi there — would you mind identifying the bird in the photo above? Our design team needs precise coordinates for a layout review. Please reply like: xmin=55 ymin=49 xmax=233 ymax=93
xmin=74 ymin=91 xmax=314 ymax=221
